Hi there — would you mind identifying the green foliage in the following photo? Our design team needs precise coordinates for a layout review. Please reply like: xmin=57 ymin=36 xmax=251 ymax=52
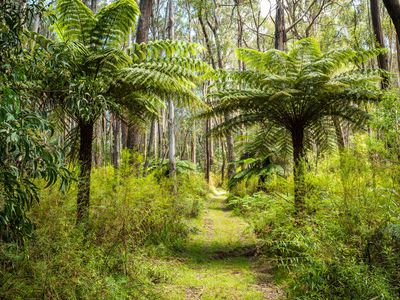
xmin=47 ymin=0 xmax=140 ymax=124
xmin=0 ymin=164 xmax=207 ymax=298
xmin=148 ymin=158 xmax=198 ymax=176
xmin=0 ymin=88 xmax=70 ymax=242
xmin=230 ymin=136 xmax=400 ymax=298
xmin=55 ymin=0 xmax=139 ymax=48
xmin=207 ymin=37 xmax=382 ymax=213
xmin=0 ymin=3 xmax=71 ymax=242
xmin=208 ymin=38 xmax=381 ymax=148
xmin=113 ymin=40 xmax=211 ymax=125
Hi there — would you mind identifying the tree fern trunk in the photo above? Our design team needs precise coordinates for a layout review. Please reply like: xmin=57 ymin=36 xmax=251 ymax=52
xmin=77 ymin=120 xmax=94 ymax=224
xmin=292 ymin=126 xmax=306 ymax=216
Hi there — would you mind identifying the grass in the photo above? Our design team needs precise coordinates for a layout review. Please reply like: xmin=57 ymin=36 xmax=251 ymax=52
xmin=157 ymin=188 xmax=278 ymax=300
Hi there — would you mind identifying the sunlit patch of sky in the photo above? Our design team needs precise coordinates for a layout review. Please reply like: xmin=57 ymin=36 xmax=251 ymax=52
xmin=260 ymin=0 xmax=275 ymax=17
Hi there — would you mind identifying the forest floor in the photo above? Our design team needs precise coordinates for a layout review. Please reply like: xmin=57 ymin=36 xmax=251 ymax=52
xmin=158 ymin=188 xmax=283 ymax=300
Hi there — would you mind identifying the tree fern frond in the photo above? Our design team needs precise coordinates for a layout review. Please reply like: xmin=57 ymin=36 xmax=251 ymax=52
xmin=288 ymin=37 xmax=322 ymax=61
xmin=116 ymin=66 xmax=202 ymax=107
xmin=236 ymin=48 xmax=292 ymax=73
xmin=129 ymin=40 xmax=205 ymax=61
xmin=118 ymin=91 xmax=165 ymax=122
xmin=211 ymin=38 xmax=382 ymax=178
xmin=209 ymin=113 xmax=262 ymax=136
xmin=83 ymin=48 xmax=130 ymax=75
xmin=91 ymin=0 xmax=139 ymax=49
xmin=55 ymin=0 xmax=95 ymax=44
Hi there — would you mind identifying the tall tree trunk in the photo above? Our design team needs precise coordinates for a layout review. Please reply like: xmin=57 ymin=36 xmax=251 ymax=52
xmin=90 ymin=0 xmax=97 ymax=12
xmin=112 ymin=114 xmax=120 ymax=168
xmin=291 ymin=126 xmax=306 ymax=216
xmin=77 ymin=120 xmax=94 ymax=224
xmin=198 ymin=10 xmax=213 ymax=182
xmin=126 ymin=125 xmax=141 ymax=151
xmin=208 ymin=6 xmax=235 ymax=181
xmin=136 ymin=0 xmax=153 ymax=43
xmin=226 ymin=119 xmax=235 ymax=179
xmin=167 ymin=0 xmax=177 ymax=192
xmin=397 ymin=35 xmax=400 ymax=85
xmin=126 ymin=0 xmax=154 ymax=153
xmin=382 ymin=0 xmax=400 ymax=42
xmin=205 ymin=118 xmax=211 ymax=183
xmin=370 ymin=0 xmax=390 ymax=89
xmin=191 ymin=122 xmax=197 ymax=165
xmin=144 ymin=118 xmax=156 ymax=174
xmin=275 ymin=0 xmax=286 ymax=51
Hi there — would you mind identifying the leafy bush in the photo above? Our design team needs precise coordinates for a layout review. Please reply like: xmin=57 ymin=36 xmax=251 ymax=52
xmin=230 ymin=139 xmax=400 ymax=299
xmin=0 ymin=88 xmax=70 ymax=242
xmin=0 ymin=164 xmax=208 ymax=298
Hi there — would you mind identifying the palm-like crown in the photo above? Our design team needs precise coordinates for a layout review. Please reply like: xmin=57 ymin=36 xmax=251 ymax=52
xmin=208 ymin=38 xmax=381 ymax=155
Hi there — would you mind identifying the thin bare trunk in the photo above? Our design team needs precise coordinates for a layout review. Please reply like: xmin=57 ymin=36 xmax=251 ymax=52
xmin=370 ymin=0 xmax=390 ymax=88
xmin=275 ymin=0 xmax=286 ymax=51
xmin=167 ymin=0 xmax=177 ymax=192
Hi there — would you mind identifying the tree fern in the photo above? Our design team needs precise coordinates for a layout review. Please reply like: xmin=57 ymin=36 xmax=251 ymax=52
xmin=205 ymin=37 xmax=382 ymax=216
xmin=114 ymin=40 xmax=211 ymax=108
xmin=46 ymin=0 xmax=209 ymax=223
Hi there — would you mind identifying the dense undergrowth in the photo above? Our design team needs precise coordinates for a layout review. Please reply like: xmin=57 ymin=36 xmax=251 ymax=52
xmin=0 ymin=156 xmax=208 ymax=299
xmin=228 ymin=135 xmax=400 ymax=299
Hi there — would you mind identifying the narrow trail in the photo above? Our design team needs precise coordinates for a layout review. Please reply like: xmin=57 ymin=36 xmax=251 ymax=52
xmin=160 ymin=188 xmax=283 ymax=300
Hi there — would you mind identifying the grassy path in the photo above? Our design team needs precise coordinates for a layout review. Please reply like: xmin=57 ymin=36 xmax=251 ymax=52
xmin=159 ymin=188 xmax=282 ymax=300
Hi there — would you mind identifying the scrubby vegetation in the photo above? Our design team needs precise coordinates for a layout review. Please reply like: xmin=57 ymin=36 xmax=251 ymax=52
xmin=228 ymin=106 xmax=400 ymax=298
xmin=0 ymin=156 xmax=208 ymax=298
xmin=2 ymin=0 xmax=400 ymax=299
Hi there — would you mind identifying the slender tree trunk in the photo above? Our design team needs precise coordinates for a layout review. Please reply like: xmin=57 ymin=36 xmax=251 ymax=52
xmin=382 ymin=0 xmax=400 ymax=42
xmin=126 ymin=0 xmax=154 ymax=153
xmin=191 ymin=122 xmax=197 ymax=165
xmin=226 ymin=119 xmax=235 ymax=179
xmin=205 ymin=118 xmax=211 ymax=183
xmin=370 ymin=0 xmax=390 ymax=88
xmin=167 ymin=0 xmax=177 ymax=192
xmin=397 ymin=36 xmax=400 ymax=85
xmin=77 ymin=120 xmax=94 ymax=224
xmin=144 ymin=118 xmax=156 ymax=174
xmin=220 ymin=138 xmax=226 ymax=183
xmin=90 ymin=0 xmax=97 ymax=12
xmin=112 ymin=114 xmax=120 ymax=168
xmin=207 ymin=7 xmax=235 ymax=181
xmin=292 ymin=126 xmax=306 ymax=216
xmin=136 ymin=0 xmax=153 ymax=43
xmin=275 ymin=0 xmax=286 ymax=51
xmin=168 ymin=103 xmax=177 ymax=189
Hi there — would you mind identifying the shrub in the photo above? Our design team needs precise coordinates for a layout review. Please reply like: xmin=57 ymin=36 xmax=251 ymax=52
xmin=0 ymin=164 xmax=208 ymax=298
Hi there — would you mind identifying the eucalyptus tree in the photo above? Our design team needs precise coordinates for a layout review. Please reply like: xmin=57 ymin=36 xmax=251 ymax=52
xmin=207 ymin=38 xmax=381 ymax=216
xmin=50 ymin=0 xmax=209 ymax=223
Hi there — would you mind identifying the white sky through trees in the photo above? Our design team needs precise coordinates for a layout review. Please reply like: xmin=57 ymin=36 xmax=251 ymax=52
xmin=260 ymin=0 xmax=274 ymax=17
